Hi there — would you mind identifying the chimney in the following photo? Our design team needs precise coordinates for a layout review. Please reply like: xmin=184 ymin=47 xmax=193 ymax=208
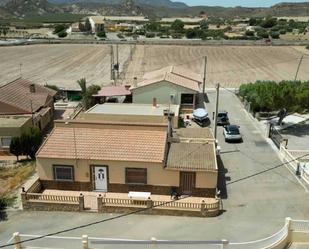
xmin=152 ymin=97 xmax=157 ymax=107
xmin=133 ymin=77 xmax=137 ymax=87
xmin=29 ymin=84 xmax=36 ymax=93
xmin=124 ymin=84 xmax=131 ymax=90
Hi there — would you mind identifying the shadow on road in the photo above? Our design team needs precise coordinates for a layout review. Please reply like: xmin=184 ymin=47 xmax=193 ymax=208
xmin=217 ymin=155 xmax=228 ymax=200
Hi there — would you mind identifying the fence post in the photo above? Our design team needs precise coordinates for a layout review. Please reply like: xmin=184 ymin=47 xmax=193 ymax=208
xmin=265 ymin=122 xmax=271 ymax=138
xmin=146 ymin=197 xmax=153 ymax=209
xmin=79 ymin=193 xmax=84 ymax=211
xmin=13 ymin=232 xmax=21 ymax=249
xmin=285 ymin=217 xmax=292 ymax=243
xmin=82 ymin=235 xmax=88 ymax=249
xmin=150 ymin=237 xmax=158 ymax=249
xmin=221 ymin=239 xmax=229 ymax=249
xmin=200 ymin=200 xmax=206 ymax=216
xmin=97 ymin=194 xmax=103 ymax=213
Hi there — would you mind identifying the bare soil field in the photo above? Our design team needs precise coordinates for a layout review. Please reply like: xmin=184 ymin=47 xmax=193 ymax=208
xmin=124 ymin=45 xmax=309 ymax=88
xmin=0 ymin=44 xmax=131 ymax=90
xmin=0 ymin=44 xmax=308 ymax=89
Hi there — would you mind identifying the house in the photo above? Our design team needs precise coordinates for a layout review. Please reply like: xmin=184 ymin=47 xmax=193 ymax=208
xmin=78 ymin=102 xmax=180 ymax=128
xmin=0 ymin=116 xmax=32 ymax=150
xmin=0 ymin=78 xmax=57 ymax=149
xmin=131 ymin=66 xmax=202 ymax=113
xmin=35 ymin=120 xmax=218 ymax=197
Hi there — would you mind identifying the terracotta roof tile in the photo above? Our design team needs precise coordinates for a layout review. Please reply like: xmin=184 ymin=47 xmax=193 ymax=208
xmin=166 ymin=142 xmax=217 ymax=171
xmin=132 ymin=72 xmax=200 ymax=92
xmin=37 ymin=127 xmax=167 ymax=163
xmin=0 ymin=78 xmax=56 ymax=114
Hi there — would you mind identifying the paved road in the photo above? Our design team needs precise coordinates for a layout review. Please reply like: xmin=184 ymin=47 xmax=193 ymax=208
xmin=0 ymin=90 xmax=308 ymax=248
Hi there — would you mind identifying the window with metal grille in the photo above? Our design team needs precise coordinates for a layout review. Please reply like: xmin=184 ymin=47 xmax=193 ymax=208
xmin=0 ymin=137 xmax=12 ymax=148
xmin=53 ymin=166 xmax=74 ymax=181
xmin=125 ymin=168 xmax=147 ymax=185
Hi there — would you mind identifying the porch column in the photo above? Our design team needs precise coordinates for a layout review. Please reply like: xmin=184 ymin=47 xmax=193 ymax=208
xmin=221 ymin=239 xmax=229 ymax=249
xmin=82 ymin=235 xmax=88 ymax=249
xmin=146 ymin=197 xmax=153 ymax=209
xmin=79 ymin=193 xmax=84 ymax=211
xmin=13 ymin=232 xmax=21 ymax=249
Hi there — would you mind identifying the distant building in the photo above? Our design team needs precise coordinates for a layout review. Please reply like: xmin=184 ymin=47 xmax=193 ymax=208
xmin=0 ymin=78 xmax=56 ymax=150
xmin=131 ymin=66 xmax=202 ymax=113
xmin=89 ymin=17 xmax=105 ymax=33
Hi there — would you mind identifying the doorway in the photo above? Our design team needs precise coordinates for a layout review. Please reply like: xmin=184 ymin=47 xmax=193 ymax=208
xmin=93 ymin=166 xmax=108 ymax=192
xmin=180 ymin=172 xmax=196 ymax=195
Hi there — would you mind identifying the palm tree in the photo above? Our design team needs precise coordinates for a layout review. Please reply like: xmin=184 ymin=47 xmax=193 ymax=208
xmin=77 ymin=78 xmax=87 ymax=109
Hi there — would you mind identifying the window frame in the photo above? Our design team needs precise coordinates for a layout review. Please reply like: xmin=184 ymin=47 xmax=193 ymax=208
xmin=125 ymin=168 xmax=147 ymax=185
xmin=53 ymin=165 xmax=74 ymax=182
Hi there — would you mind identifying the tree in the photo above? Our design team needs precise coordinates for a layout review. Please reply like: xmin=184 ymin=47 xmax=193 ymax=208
xmin=96 ymin=31 xmax=106 ymax=38
xmin=10 ymin=137 xmax=22 ymax=161
xmin=257 ymin=29 xmax=269 ymax=39
xmin=145 ymin=22 xmax=161 ymax=32
xmin=185 ymin=29 xmax=198 ymax=39
xmin=77 ymin=78 xmax=101 ymax=110
xmin=57 ymin=30 xmax=67 ymax=38
xmin=245 ymin=30 xmax=255 ymax=36
xmin=249 ymin=18 xmax=257 ymax=26
xmin=270 ymin=31 xmax=280 ymax=39
xmin=200 ymin=20 xmax=209 ymax=30
xmin=53 ymin=24 xmax=66 ymax=34
xmin=171 ymin=19 xmax=184 ymax=32
xmin=28 ymin=128 xmax=43 ymax=159
xmin=261 ymin=17 xmax=277 ymax=28
xmin=84 ymin=18 xmax=92 ymax=33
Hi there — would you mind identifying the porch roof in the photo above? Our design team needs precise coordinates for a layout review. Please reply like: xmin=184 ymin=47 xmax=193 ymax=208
xmin=166 ymin=142 xmax=217 ymax=172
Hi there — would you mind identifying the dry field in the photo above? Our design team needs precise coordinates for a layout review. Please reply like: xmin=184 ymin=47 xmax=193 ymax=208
xmin=0 ymin=44 xmax=309 ymax=89
xmin=124 ymin=45 xmax=309 ymax=88
xmin=0 ymin=44 xmax=131 ymax=90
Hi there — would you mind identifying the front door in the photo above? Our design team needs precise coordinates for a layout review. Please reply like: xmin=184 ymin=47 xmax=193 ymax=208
xmin=180 ymin=172 xmax=196 ymax=195
xmin=94 ymin=166 xmax=108 ymax=191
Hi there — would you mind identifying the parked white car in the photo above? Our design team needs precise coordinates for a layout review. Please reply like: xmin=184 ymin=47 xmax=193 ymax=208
xmin=223 ymin=125 xmax=242 ymax=142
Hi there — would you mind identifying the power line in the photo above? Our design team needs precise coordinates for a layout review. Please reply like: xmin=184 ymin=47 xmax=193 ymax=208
xmin=1 ymin=152 xmax=308 ymax=248
xmin=226 ymin=152 xmax=309 ymax=186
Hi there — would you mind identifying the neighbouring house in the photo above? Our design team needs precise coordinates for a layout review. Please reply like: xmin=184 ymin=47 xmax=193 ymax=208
xmin=92 ymin=85 xmax=132 ymax=104
xmin=0 ymin=78 xmax=57 ymax=150
xmin=35 ymin=120 xmax=218 ymax=197
xmin=131 ymin=66 xmax=202 ymax=113
xmin=89 ymin=16 xmax=105 ymax=33
xmin=0 ymin=116 xmax=32 ymax=150
xmin=77 ymin=102 xmax=180 ymax=128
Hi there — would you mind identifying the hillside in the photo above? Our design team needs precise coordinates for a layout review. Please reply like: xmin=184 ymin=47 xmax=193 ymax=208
xmin=0 ymin=0 xmax=309 ymax=20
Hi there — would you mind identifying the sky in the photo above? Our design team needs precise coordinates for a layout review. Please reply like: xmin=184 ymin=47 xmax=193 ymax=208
xmin=176 ymin=0 xmax=307 ymax=7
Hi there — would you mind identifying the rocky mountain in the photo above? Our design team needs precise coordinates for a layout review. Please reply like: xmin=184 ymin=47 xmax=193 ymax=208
xmin=48 ymin=0 xmax=187 ymax=8
xmin=2 ymin=0 xmax=62 ymax=17
xmin=0 ymin=0 xmax=309 ymax=20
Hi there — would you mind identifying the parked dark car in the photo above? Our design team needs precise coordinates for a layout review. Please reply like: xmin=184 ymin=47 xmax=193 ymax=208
xmin=217 ymin=111 xmax=230 ymax=125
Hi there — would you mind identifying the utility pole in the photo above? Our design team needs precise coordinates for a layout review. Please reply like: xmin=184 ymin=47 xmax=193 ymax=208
xmin=110 ymin=45 xmax=114 ymax=83
xmin=202 ymin=56 xmax=207 ymax=96
xmin=294 ymin=54 xmax=304 ymax=83
xmin=116 ymin=44 xmax=119 ymax=79
xmin=214 ymin=83 xmax=220 ymax=143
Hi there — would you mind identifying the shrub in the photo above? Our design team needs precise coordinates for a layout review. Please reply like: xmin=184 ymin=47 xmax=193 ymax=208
xmin=145 ymin=32 xmax=155 ymax=38
xmin=270 ymin=31 xmax=280 ymax=39
xmin=306 ymin=45 xmax=309 ymax=50
xmin=57 ymin=30 xmax=67 ymax=38
xmin=245 ymin=30 xmax=255 ymax=36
